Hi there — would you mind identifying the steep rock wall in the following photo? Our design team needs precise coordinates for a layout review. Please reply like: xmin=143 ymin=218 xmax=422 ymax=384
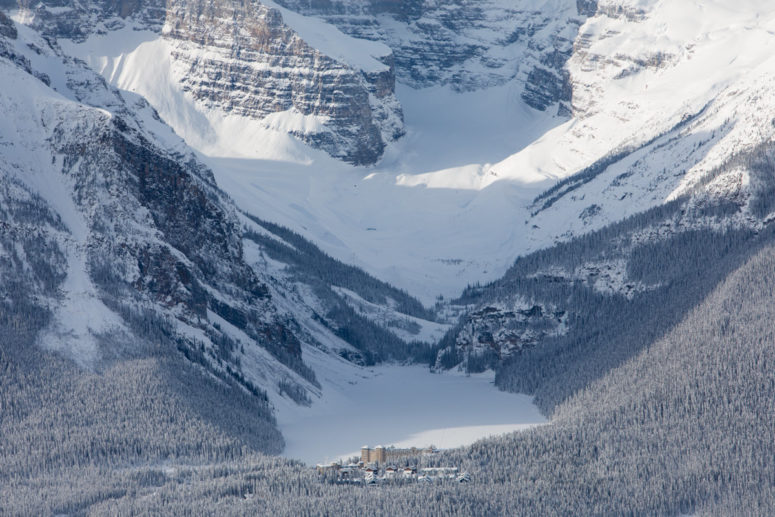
xmin=8 ymin=0 xmax=403 ymax=164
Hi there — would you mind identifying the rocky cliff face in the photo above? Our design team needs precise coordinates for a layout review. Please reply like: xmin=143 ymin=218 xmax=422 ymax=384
xmin=13 ymin=0 xmax=166 ymax=40
xmin=0 ymin=21 xmax=319 ymax=403
xmin=436 ymin=301 xmax=566 ymax=373
xmin=275 ymin=0 xmax=597 ymax=115
xmin=162 ymin=0 xmax=401 ymax=164
xmin=9 ymin=0 xmax=403 ymax=164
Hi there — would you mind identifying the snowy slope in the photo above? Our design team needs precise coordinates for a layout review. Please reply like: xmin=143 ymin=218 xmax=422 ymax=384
xmin=199 ymin=84 xmax=562 ymax=305
xmin=16 ymin=0 xmax=404 ymax=164
xmin=494 ymin=0 xmax=775 ymax=245
xmin=0 ymin=26 xmax=130 ymax=368
xmin=212 ymin=0 xmax=775 ymax=305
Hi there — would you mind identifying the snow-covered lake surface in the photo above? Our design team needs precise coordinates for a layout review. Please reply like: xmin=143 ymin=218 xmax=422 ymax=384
xmin=274 ymin=361 xmax=547 ymax=465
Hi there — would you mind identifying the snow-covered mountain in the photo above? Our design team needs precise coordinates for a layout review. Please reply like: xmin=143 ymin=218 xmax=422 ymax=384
xmin=0 ymin=11 xmax=441 ymax=424
xmin=6 ymin=0 xmax=775 ymax=514
xmin=2 ymin=0 xmax=598 ymax=302
xmin=493 ymin=0 xmax=775 ymax=237
xmin=8 ymin=0 xmax=775 ymax=370
xmin=6 ymin=0 xmax=775 ymax=412
xmin=13 ymin=0 xmax=404 ymax=164
xmin=187 ymin=0 xmax=775 ymax=310
xmin=432 ymin=0 xmax=775 ymax=372
xmin=273 ymin=0 xmax=591 ymax=112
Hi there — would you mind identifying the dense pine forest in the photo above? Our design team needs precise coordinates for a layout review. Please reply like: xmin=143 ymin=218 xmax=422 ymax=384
xmin=5 ymin=189 xmax=775 ymax=515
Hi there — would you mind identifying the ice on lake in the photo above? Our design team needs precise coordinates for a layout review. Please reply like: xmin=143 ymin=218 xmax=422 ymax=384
xmin=275 ymin=361 xmax=547 ymax=465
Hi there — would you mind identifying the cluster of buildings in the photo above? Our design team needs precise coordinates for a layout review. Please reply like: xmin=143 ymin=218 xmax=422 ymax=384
xmin=359 ymin=445 xmax=437 ymax=464
xmin=316 ymin=445 xmax=470 ymax=484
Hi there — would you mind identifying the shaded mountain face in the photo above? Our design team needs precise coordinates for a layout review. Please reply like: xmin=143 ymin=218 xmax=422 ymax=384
xmin=274 ymin=0 xmax=597 ymax=115
xmin=11 ymin=0 xmax=403 ymax=164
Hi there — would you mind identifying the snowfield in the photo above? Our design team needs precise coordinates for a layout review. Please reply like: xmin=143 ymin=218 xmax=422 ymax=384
xmin=199 ymin=83 xmax=562 ymax=305
xmin=274 ymin=361 xmax=546 ymax=465
xmin=60 ymin=25 xmax=566 ymax=305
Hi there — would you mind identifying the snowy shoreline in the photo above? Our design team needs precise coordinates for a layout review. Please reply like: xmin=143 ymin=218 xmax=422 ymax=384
xmin=275 ymin=363 xmax=547 ymax=465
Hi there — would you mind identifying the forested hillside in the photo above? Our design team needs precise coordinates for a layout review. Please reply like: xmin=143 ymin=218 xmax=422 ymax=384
xmin=435 ymin=140 xmax=775 ymax=413
xmin=6 ymin=224 xmax=774 ymax=515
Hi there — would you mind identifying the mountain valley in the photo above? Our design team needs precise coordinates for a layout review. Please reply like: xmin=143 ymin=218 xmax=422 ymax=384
xmin=3 ymin=0 xmax=775 ymax=514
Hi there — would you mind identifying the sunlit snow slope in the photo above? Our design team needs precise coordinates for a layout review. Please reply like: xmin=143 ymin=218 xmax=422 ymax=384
xmin=61 ymin=22 xmax=565 ymax=304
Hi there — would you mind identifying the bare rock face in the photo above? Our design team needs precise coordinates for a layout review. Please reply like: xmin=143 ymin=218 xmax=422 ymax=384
xmin=576 ymin=0 xmax=598 ymax=17
xmin=436 ymin=302 xmax=566 ymax=373
xmin=13 ymin=0 xmax=166 ymax=40
xmin=274 ymin=0 xmax=597 ymax=115
xmin=163 ymin=0 xmax=400 ymax=164
xmin=9 ymin=0 xmax=404 ymax=164
xmin=0 ymin=25 xmax=318 ymax=402
xmin=0 ymin=9 xmax=16 ymax=37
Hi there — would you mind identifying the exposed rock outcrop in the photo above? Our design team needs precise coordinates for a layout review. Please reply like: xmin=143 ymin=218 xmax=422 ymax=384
xmin=275 ymin=0 xmax=596 ymax=114
xmin=437 ymin=302 xmax=566 ymax=373
xmin=9 ymin=0 xmax=404 ymax=164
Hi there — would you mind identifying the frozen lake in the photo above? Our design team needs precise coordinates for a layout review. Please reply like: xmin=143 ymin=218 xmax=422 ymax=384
xmin=274 ymin=358 xmax=547 ymax=465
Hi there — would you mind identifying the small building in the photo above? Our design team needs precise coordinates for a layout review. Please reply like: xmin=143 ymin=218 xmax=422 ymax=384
xmin=339 ymin=464 xmax=359 ymax=480
xmin=316 ymin=462 xmax=341 ymax=475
